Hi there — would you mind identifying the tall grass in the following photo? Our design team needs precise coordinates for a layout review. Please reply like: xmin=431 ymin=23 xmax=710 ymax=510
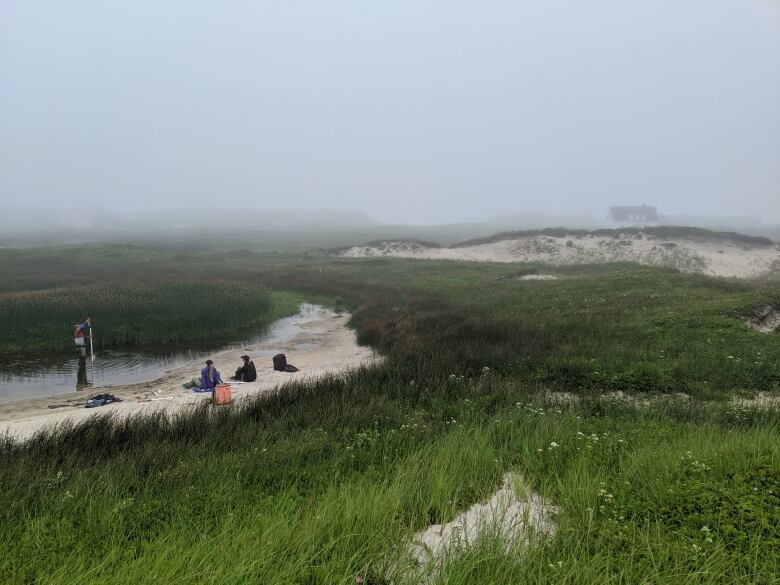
xmin=0 ymin=283 xmax=302 ymax=354
xmin=1 ymin=371 xmax=777 ymax=584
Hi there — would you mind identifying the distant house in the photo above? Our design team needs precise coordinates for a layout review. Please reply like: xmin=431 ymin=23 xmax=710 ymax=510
xmin=607 ymin=205 xmax=660 ymax=227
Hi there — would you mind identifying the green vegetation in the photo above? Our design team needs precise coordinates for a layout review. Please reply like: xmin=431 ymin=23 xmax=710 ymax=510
xmin=3 ymin=383 xmax=778 ymax=584
xmin=268 ymin=258 xmax=780 ymax=396
xmin=0 ymin=244 xmax=176 ymax=292
xmin=1 ymin=245 xmax=779 ymax=584
xmin=0 ymin=243 xmax=307 ymax=355
xmin=0 ymin=284 xmax=302 ymax=354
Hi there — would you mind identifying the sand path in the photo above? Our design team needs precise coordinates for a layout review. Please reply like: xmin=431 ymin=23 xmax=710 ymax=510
xmin=0 ymin=311 xmax=379 ymax=441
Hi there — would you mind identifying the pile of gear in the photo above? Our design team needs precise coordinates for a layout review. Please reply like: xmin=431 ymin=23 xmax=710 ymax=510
xmin=273 ymin=353 xmax=299 ymax=372
xmin=85 ymin=393 xmax=121 ymax=408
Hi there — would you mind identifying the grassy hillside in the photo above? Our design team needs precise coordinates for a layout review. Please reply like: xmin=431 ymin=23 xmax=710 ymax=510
xmin=1 ymin=246 xmax=779 ymax=584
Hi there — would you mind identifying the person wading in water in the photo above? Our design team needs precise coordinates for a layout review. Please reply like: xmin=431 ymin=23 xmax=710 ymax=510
xmin=73 ymin=317 xmax=92 ymax=358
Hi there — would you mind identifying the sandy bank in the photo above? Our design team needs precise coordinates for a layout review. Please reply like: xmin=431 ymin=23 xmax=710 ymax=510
xmin=0 ymin=312 xmax=380 ymax=441
xmin=342 ymin=233 xmax=780 ymax=279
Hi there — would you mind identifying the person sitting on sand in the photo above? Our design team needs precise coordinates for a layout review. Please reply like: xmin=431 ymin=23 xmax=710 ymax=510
xmin=183 ymin=359 xmax=223 ymax=390
xmin=231 ymin=355 xmax=257 ymax=382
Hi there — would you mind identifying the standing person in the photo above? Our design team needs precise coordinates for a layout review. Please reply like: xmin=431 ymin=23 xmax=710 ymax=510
xmin=183 ymin=359 xmax=223 ymax=390
xmin=73 ymin=317 xmax=92 ymax=358
xmin=231 ymin=355 xmax=257 ymax=382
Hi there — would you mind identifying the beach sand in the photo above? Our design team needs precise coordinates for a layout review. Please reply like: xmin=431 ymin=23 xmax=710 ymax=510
xmin=0 ymin=311 xmax=380 ymax=441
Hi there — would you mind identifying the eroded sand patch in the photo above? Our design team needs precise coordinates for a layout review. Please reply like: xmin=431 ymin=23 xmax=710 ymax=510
xmin=747 ymin=306 xmax=780 ymax=333
xmin=731 ymin=392 xmax=780 ymax=409
xmin=395 ymin=473 xmax=557 ymax=583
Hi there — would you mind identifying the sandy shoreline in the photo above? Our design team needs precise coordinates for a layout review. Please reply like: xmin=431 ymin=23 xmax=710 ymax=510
xmin=0 ymin=311 xmax=380 ymax=441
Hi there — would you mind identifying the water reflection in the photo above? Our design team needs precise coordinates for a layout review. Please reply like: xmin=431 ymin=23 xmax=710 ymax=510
xmin=76 ymin=356 xmax=91 ymax=391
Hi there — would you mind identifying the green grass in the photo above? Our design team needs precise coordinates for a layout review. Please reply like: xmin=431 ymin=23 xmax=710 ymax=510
xmin=261 ymin=257 xmax=780 ymax=395
xmin=2 ymin=377 xmax=778 ymax=584
xmin=1 ymin=244 xmax=779 ymax=584
xmin=0 ymin=284 xmax=303 ymax=355
xmin=0 ymin=243 xmax=177 ymax=293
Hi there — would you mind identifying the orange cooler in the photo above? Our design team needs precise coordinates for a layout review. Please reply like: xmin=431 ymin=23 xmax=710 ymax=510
xmin=214 ymin=383 xmax=232 ymax=405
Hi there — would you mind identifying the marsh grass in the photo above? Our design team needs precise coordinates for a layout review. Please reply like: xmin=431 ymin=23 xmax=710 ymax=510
xmin=0 ymin=284 xmax=302 ymax=354
xmin=1 ymin=245 xmax=779 ymax=584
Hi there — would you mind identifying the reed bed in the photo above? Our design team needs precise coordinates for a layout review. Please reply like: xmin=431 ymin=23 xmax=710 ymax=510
xmin=0 ymin=282 xmax=302 ymax=354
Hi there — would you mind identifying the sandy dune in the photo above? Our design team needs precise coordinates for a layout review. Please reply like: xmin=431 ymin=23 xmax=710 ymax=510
xmin=342 ymin=233 xmax=780 ymax=279
xmin=0 ymin=312 xmax=380 ymax=441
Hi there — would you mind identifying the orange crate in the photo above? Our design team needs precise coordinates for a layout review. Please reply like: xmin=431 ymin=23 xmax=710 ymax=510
xmin=213 ymin=383 xmax=232 ymax=405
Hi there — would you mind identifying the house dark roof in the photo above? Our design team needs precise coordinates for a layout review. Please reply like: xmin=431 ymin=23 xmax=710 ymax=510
xmin=608 ymin=205 xmax=659 ymax=222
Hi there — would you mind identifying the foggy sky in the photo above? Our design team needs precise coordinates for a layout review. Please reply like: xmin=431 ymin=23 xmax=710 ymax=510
xmin=1 ymin=1 xmax=778 ymax=224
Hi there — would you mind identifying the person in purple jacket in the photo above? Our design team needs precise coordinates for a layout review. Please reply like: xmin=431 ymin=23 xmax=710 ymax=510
xmin=183 ymin=359 xmax=222 ymax=390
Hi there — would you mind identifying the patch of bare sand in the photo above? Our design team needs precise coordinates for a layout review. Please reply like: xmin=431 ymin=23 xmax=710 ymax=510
xmin=731 ymin=392 xmax=780 ymax=409
xmin=0 ymin=312 xmax=380 ymax=441
xmin=747 ymin=306 xmax=780 ymax=333
xmin=393 ymin=473 xmax=557 ymax=583
xmin=342 ymin=234 xmax=780 ymax=279
xmin=518 ymin=274 xmax=558 ymax=280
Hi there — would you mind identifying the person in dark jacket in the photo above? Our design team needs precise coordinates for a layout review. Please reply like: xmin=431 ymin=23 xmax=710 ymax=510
xmin=232 ymin=355 xmax=257 ymax=382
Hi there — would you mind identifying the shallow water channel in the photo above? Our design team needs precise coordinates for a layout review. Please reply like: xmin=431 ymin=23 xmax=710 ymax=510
xmin=0 ymin=304 xmax=328 ymax=403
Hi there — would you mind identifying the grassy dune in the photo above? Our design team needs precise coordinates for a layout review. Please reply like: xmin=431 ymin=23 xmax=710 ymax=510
xmin=1 ymin=246 xmax=779 ymax=584
xmin=453 ymin=226 xmax=777 ymax=248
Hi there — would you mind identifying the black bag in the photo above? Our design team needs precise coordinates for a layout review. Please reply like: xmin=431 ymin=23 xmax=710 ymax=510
xmin=85 ymin=393 xmax=121 ymax=408
xmin=273 ymin=353 xmax=287 ymax=371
